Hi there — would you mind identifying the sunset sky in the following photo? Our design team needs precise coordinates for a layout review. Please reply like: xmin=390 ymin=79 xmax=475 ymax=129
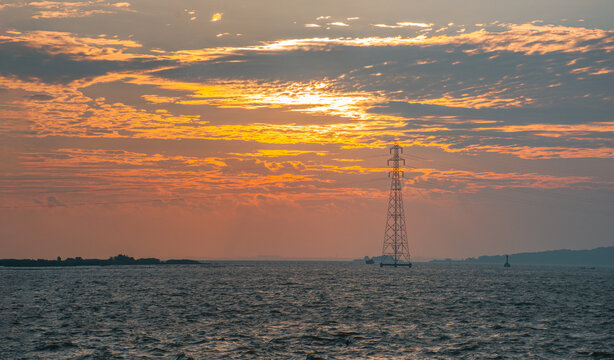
xmin=1 ymin=0 xmax=612 ymax=260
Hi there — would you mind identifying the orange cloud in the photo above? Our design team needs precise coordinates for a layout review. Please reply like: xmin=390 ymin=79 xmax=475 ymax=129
xmin=130 ymin=74 xmax=407 ymax=123
xmin=0 ymin=1 xmax=133 ymax=19
xmin=6 ymin=145 xmax=609 ymax=211
xmin=3 ymin=147 xmax=370 ymax=210
xmin=0 ymin=30 xmax=145 ymax=61
xmin=412 ymin=93 xmax=534 ymax=109
xmin=465 ymin=145 xmax=614 ymax=159
xmin=31 ymin=9 xmax=112 ymax=19
xmin=1 ymin=22 xmax=611 ymax=160
xmin=229 ymin=150 xmax=328 ymax=157
xmin=3 ymin=70 xmax=610 ymax=159
xmin=374 ymin=22 xmax=433 ymax=28
xmin=589 ymin=68 xmax=613 ymax=75
xmin=161 ymin=23 xmax=613 ymax=63
xmin=0 ymin=73 xmax=403 ymax=149
xmin=408 ymin=168 xmax=607 ymax=192
xmin=476 ymin=122 xmax=614 ymax=135
xmin=4 ymin=22 xmax=611 ymax=65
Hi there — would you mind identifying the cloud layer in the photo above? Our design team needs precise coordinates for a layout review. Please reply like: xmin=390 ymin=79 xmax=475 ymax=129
xmin=0 ymin=0 xmax=612 ymax=258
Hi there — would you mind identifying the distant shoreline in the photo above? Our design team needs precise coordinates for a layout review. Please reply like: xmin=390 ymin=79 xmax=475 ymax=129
xmin=359 ymin=246 xmax=614 ymax=266
xmin=4 ymin=246 xmax=613 ymax=267
xmin=0 ymin=254 xmax=200 ymax=267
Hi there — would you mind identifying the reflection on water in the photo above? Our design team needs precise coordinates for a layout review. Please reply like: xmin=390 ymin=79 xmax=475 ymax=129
xmin=1 ymin=263 xmax=613 ymax=358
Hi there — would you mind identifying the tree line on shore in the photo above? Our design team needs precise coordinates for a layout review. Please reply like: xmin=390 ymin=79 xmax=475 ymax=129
xmin=0 ymin=254 xmax=200 ymax=267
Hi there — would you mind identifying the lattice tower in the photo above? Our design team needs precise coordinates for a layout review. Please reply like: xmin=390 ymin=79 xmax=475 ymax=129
xmin=381 ymin=144 xmax=412 ymax=267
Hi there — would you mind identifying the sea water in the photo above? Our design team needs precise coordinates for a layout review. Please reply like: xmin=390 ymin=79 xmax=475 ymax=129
xmin=1 ymin=262 xmax=613 ymax=359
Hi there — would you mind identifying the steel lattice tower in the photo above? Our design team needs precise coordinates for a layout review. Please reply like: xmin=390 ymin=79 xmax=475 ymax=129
xmin=380 ymin=144 xmax=412 ymax=268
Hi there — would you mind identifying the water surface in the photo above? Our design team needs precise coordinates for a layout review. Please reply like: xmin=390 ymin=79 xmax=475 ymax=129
xmin=1 ymin=262 xmax=613 ymax=359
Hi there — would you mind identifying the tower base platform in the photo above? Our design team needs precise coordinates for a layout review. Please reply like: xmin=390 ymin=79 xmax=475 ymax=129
xmin=380 ymin=262 xmax=412 ymax=268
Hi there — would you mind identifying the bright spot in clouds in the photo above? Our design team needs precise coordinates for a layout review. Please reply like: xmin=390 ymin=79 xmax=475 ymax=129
xmin=397 ymin=22 xmax=432 ymax=28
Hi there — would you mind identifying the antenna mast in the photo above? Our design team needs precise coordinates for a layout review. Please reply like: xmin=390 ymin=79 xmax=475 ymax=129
xmin=381 ymin=144 xmax=412 ymax=268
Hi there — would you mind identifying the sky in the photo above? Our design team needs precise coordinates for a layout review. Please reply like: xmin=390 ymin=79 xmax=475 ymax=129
xmin=0 ymin=0 xmax=613 ymax=260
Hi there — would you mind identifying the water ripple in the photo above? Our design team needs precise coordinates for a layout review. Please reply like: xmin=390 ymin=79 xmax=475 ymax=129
xmin=1 ymin=263 xmax=613 ymax=359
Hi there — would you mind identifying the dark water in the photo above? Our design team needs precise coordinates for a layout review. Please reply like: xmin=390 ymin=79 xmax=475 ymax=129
xmin=1 ymin=262 xmax=613 ymax=359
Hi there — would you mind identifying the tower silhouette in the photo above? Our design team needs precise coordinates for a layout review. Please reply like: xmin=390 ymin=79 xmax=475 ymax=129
xmin=380 ymin=144 xmax=412 ymax=267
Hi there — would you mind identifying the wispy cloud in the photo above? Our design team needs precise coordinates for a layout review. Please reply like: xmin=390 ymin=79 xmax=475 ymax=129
xmin=373 ymin=21 xmax=433 ymax=28
xmin=0 ymin=30 xmax=145 ymax=61
xmin=411 ymin=93 xmax=535 ymax=109
xmin=407 ymin=168 xmax=608 ymax=193
xmin=0 ymin=1 xmax=134 ymax=19
xmin=5 ymin=23 xmax=610 ymax=64
xmin=157 ymin=23 xmax=614 ymax=63
xmin=464 ymin=145 xmax=614 ymax=160
xmin=6 ymin=145 xmax=609 ymax=211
